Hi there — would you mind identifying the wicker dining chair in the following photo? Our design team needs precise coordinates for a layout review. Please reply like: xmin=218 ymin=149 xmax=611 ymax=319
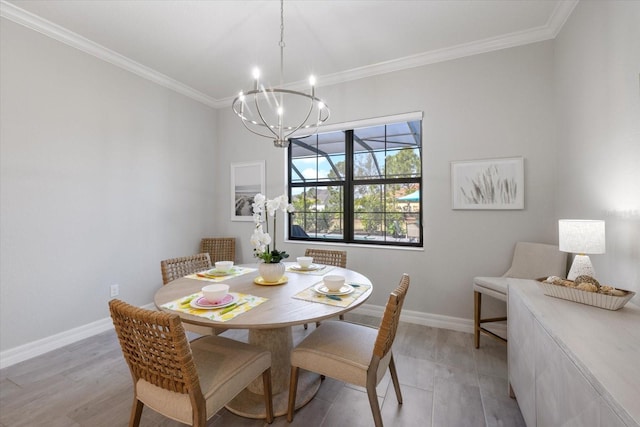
xmin=200 ymin=237 xmax=236 ymax=264
xmin=304 ymin=248 xmax=348 ymax=328
xmin=160 ymin=253 xmax=223 ymax=336
xmin=288 ymin=274 xmax=410 ymax=427
xmin=304 ymin=248 xmax=347 ymax=268
xmin=109 ymin=299 xmax=273 ymax=426
xmin=160 ymin=253 xmax=212 ymax=285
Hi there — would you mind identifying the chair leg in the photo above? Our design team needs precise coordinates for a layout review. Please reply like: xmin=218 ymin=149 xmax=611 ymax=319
xmin=388 ymin=354 xmax=403 ymax=404
xmin=262 ymin=368 xmax=274 ymax=424
xmin=366 ymin=379 xmax=383 ymax=427
xmin=193 ymin=409 xmax=207 ymax=427
xmin=287 ymin=366 xmax=300 ymax=422
xmin=303 ymin=323 xmax=308 ymax=330
xmin=339 ymin=314 xmax=345 ymax=320
xmin=129 ymin=398 xmax=144 ymax=427
xmin=474 ymin=291 xmax=481 ymax=349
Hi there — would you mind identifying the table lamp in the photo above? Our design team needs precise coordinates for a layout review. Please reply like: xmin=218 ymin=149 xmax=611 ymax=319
xmin=558 ymin=219 xmax=605 ymax=280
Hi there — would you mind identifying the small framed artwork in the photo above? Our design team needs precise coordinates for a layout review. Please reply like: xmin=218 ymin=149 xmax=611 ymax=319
xmin=451 ymin=157 xmax=524 ymax=210
xmin=231 ymin=161 xmax=265 ymax=221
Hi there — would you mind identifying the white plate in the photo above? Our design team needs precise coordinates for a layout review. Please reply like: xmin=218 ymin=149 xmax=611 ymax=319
xmin=291 ymin=264 xmax=322 ymax=271
xmin=313 ymin=283 xmax=354 ymax=296
xmin=190 ymin=293 xmax=238 ymax=309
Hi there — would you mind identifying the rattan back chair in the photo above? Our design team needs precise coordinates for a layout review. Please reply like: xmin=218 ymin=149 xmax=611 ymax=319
xmin=160 ymin=253 xmax=211 ymax=285
xmin=200 ymin=237 xmax=236 ymax=264
xmin=304 ymin=248 xmax=347 ymax=268
xmin=304 ymin=248 xmax=348 ymax=327
xmin=160 ymin=253 xmax=224 ymax=336
xmin=288 ymin=274 xmax=410 ymax=427
xmin=109 ymin=299 xmax=273 ymax=426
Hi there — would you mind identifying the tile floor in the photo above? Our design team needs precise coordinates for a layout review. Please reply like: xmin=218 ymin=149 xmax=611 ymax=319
xmin=0 ymin=314 xmax=525 ymax=426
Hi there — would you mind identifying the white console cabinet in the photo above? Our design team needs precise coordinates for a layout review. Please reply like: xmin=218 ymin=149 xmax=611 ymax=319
xmin=507 ymin=279 xmax=639 ymax=427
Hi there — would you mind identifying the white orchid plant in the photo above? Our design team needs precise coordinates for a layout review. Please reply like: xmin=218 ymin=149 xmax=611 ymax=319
xmin=250 ymin=193 xmax=295 ymax=263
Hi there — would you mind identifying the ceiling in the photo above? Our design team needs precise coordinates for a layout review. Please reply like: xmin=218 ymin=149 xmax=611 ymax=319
xmin=1 ymin=0 xmax=577 ymax=108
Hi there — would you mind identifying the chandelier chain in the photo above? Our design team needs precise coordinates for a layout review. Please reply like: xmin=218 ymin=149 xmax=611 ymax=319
xmin=280 ymin=0 xmax=285 ymax=85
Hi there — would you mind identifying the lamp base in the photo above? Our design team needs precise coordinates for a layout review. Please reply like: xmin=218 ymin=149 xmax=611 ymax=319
xmin=567 ymin=254 xmax=596 ymax=281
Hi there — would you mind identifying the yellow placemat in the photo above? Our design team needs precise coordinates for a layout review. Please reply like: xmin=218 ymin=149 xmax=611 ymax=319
xmin=185 ymin=266 xmax=257 ymax=282
xmin=286 ymin=265 xmax=336 ymax=276
xmin=161 ymin=292 xmax=267 ymax=322
xmin=292 ymin=282 xmax=371 ymax=307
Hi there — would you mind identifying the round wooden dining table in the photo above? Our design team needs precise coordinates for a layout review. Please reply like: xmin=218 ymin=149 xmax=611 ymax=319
xmin=154 ymin=262 xmax=373 ymax=419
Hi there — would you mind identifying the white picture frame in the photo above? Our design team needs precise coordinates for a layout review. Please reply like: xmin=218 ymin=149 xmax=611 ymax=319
xmin=451 ymin=157 xmax=524 ymax=210
xmin=231 ymin=161 xmax=265 ymax=221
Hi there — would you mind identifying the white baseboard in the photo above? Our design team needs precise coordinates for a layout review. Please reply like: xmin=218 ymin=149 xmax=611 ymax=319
xmin=1 ymin=302 xmax=471 ymax=369
xmin=0 ymin=303 xmax=155 ymax=369
xmin=352 ymin=304 xmax=474 ymax=334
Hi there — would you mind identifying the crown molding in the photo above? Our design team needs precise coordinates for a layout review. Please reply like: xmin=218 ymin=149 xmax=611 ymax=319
xmin=3 ymin=0 xmax=578 ymax=110
xmin=219 ymin=2 xmax=578 ymax=106
xmin=547 ymin=0 xmax=579 ymax=37
xmin=218 ymin=24 xmax=555 ymax=106
xmin=0 ymin=0 xmax=218 ymax=108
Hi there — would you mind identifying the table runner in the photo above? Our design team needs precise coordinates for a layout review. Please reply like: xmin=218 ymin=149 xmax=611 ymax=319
xmin=185 ymin=266 xmax=257 ymax=282
xmin=285 ymin=264 xmax=336 ymax=276
xmin=161 ymin=292 xmax=267 ymax=322
xmin=292 ymin=282 xmax=371 ymax=307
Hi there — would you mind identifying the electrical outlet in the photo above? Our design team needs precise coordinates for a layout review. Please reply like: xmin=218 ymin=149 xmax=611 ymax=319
xmin=110 ymin=284 xmax=120 ymax=298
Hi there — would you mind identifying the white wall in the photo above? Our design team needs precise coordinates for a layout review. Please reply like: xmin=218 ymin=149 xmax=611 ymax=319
xmin=0 ymin=19 xmax=217 ymax=352
xmin=554 ymin=1 xmax=640 ymax=301
xmin=216 ymin=41 xmax=558 ymax=320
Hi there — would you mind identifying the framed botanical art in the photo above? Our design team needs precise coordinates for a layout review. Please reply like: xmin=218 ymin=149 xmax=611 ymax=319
xmin=451 ymin=157 xmax=524 ymax=210
xmin=230 ymin=161 xmax=265 ymax=221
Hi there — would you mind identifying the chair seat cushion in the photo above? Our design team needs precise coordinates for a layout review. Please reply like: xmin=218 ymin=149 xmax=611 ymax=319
xmin=137 ymin=335 xmax=270 ymax=424
xmin=292 ymin=321 xmax=377 ymax=387
xmin=473 ymin=277 xmax=509 ymax=301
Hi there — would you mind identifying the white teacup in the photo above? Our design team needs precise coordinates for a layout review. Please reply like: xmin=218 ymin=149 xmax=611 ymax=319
xmin=202 ymin=284 xmax=229 ymax=303
xmin=323 ymin=275 xmax=345 ymax=292
xmin=297 ymin=256 xmax=313 ymax=268
xmin=215 ymin=260 xmax=234 ymax=272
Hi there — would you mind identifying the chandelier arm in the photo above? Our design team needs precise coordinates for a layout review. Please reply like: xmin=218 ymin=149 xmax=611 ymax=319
xmin=231 ymin=98 xmax=278 ymax=139
xmin=239 ymin=113 xmax=281 ymax=140
xmin=253 ymin=91 xmax=281 ymax=140
xmin=283 ymin=94 xmax=315 ymax=139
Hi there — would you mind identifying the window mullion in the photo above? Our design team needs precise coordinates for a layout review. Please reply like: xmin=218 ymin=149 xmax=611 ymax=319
xmin=345 ymin=129 xmax=354 ymax=242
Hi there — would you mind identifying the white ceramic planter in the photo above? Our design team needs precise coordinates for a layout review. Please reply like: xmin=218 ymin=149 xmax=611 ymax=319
xmin=258 ymin=262 xmax=286 ymax=282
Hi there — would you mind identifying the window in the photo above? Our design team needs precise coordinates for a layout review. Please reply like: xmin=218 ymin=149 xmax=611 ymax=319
xmin=288 ymin=112 xmax=422 ymax=247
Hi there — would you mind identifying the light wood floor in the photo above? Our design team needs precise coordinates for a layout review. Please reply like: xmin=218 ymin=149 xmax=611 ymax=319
xmin=0 ymin=314 xmax=525 ymax=427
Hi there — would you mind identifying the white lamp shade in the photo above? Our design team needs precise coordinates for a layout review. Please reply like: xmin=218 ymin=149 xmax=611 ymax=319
xmin=558 ymin=219 xmax=605 ymax=254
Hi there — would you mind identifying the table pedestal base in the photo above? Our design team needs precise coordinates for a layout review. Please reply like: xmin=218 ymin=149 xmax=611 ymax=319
xmin=225 ymin=371 xmax=321 ymax=418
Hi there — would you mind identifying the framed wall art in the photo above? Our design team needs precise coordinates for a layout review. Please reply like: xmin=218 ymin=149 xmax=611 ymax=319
xmin=230 ymin=161 xmax=265 ymax=221
xmin=451 ymin=157 xmax=524 ymax=210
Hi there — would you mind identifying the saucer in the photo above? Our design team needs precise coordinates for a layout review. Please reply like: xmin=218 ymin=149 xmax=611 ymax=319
xmin=313 ymin=283 xmax=354 ymax=296
xmin=203 ymin=268 xmax=234 ymax=277
xmin=254 ymin=276 xmax=289 ymax=286
xmin=290 ymin=264 xmax=321 ymax=271
xmin=190 ymin=293 xmax=237 ymax=309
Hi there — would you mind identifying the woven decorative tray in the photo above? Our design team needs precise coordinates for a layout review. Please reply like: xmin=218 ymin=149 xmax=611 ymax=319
xmin=539 ymin=281 xmax=635 ymax=311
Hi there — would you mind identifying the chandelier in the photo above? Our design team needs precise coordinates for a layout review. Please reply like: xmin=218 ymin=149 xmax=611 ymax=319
xmin=232 ymin=0 xmax=330 ymax=148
